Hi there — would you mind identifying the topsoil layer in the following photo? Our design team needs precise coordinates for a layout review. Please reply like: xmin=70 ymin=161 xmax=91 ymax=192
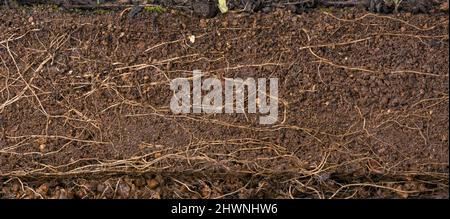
xmin=0 ymin=6 xmax=448 ymax=199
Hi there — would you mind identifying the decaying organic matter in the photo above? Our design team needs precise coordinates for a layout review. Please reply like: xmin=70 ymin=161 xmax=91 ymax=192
xmin=0 ymin=0 xmax=447 ymax=15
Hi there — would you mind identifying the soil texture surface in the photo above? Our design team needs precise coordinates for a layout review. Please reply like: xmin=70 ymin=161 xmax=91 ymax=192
xmin=0 ymin=6 xmax=448 ymax=198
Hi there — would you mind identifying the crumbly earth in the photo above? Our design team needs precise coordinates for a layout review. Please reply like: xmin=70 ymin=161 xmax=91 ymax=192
xmin=0 ymin=6 xmax=448 ymax=198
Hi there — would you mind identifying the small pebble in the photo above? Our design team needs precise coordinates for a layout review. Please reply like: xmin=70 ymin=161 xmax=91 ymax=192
xmin=147 ymin=179 xmax=159 ymax=189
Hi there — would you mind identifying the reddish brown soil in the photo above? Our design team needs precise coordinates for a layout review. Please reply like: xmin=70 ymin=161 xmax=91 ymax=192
xmin=0 ymin=7 xmax=448 ymax=199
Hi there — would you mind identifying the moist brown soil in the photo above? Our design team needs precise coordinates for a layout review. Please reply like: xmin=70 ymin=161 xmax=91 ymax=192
xmin=0 ymin=6 xmax=448 ymax=199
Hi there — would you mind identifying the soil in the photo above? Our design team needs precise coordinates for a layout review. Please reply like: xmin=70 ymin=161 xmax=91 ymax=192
xmin=2 ymin=0 xmax=449 ymax=14
xmin=0 ymin=4 xmax=448 ymax=199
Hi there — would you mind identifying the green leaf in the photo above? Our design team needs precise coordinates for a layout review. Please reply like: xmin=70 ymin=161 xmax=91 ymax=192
xmin=218 ymin=0 xmax=228 ymax=13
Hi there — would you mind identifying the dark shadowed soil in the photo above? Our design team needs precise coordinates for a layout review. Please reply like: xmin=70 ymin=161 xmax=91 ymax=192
xmin=0 ymin=5 xmax=448 ymax=198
